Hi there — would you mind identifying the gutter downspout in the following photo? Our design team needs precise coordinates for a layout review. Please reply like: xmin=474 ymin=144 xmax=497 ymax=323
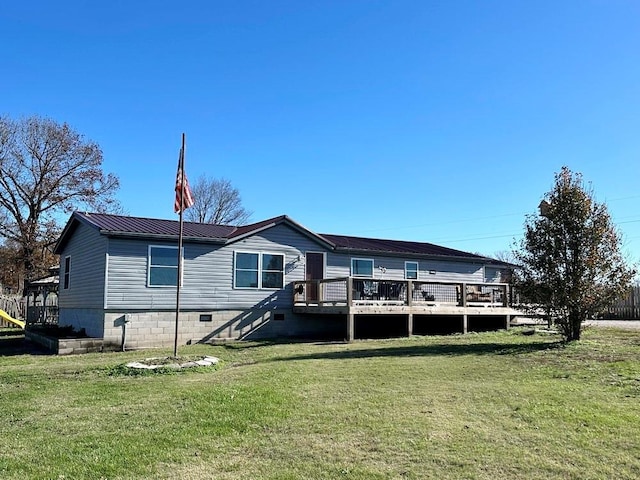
xmin=122 ymin=314 xmax=130 ymax=352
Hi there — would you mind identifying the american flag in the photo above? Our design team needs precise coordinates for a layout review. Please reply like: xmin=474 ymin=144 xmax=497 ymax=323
xmin=174 ymin=146 xmax=195 ymax=213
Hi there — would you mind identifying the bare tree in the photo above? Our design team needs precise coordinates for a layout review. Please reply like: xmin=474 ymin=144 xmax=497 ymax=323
xmin=0 ymin=241 xmax=21 ymax=292
xmin=0 ymin=115 xmax=120 ymax=286
xmin=492 ymin=250 xmax=516 ymax=283
xmin=493 ymin=250 xmax=516 ymax=264
xmin=185 ymin=176 xmax=251 ymax=225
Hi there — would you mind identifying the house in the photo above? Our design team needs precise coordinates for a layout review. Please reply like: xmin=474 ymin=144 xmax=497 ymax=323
xmin=53 ymin=212 xmax=514 ymax=349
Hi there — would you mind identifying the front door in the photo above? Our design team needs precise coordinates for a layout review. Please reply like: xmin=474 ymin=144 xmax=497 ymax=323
xmin=305 ymin=252 xmax=325 ymax=302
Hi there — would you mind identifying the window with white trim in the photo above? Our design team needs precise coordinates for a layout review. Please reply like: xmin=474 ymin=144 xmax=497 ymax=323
xmin=148 ymin=246 xmax=180 ymax=287
xmin=234 ymin=252 xmax=285 ymax=289
xmin=261 ymin=253 xmax=284 ymax=289
xmin=351 ymin=258 xmax=374 ymax=278
xmin=405 ymin=261 xmax=419 ymax=280
xmin=63 ymin=256 xmax=71 ymax=289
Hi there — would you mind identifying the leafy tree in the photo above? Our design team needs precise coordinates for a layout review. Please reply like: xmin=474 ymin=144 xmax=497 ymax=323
xmin=513 ymin=166 xmax=635 ymax=341
xmin=0 ymin=115 xmax=120 ymax=288
xmin=0 ymin=241 xmax=22 ymax=292
xmin=185 ymin=175 xmax=251 ymax=225
xmin=0 ymin=239 xmax=57 ymax=292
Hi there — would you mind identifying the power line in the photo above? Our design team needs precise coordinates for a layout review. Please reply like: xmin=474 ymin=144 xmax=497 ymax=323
xmin=355 ymin=212 xmax=524 ymax=235
xmin=607 ymin=194 xmax=640 ymax=202
xmin=356 ymin=194 xmax=640 ymax=237
xmin=431 ymin=233 xmax=521 ymax=244
xmin=348 ymin=200 xmax=640 ymax=248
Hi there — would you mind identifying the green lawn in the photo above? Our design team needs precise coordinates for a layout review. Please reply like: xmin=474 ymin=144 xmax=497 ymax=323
xmin=1 ymin=327 xmax=639 ymax=479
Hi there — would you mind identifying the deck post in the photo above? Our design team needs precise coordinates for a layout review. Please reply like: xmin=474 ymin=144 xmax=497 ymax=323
xmin=347 ymin=313 xmax=355 ymax=342
xmin=346 ymin=278 xmax=355 ymax=342
xmin=460 ymin=282 xmax=467 ymax=307
xmin=505 ymin=314 xmax=511 ymax=330
xmin=407 ymin=313 xmax=413 ymax=337
xmin=462 ymin=314 xmax=468 ymax=334
xmin=407 ymin=280 xmax=413 ymax=307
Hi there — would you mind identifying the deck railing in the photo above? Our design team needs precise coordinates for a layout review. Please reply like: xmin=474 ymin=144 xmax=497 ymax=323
xmin=293 ymin=278 xmax=510 ymax=308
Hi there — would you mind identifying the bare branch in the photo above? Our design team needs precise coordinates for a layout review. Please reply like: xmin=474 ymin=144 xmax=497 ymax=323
xmin=0 ymin=115 xmax=121 ymax=283
xmin=185 ymin=176 xmax=251 ymax=226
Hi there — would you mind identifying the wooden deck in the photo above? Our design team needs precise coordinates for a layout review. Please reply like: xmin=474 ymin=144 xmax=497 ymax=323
xmin=292 ymin=278 xmax=517 ymax=340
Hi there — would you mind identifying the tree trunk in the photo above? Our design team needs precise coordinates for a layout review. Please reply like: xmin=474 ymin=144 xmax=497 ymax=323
xmin=20 ymin=244 xmax=36 ymax=295
xmin=567 ymin=311 xmax=583 ymax=341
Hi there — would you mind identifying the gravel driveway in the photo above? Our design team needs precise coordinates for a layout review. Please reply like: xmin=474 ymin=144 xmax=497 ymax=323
xmin=583 ymin=320 xmax=640 ymax=330
xmin=512 ymin=318 xmax=640 ymax=331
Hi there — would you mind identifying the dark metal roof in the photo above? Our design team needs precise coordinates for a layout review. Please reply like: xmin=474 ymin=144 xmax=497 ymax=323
xmin=227 ymin=215 xmax=288 ymax=238
xmin=55 ymin=212 xmax=498 ymax=263
xmin=320 ymin=233 xmax=487 ymax=260
xmin=77 ymin=212 xmax=236 ymax=239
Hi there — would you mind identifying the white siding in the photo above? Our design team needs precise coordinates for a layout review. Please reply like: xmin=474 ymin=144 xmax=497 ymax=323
xmin=104 ymin=222 xmax=494 ymax=312
xmin=106 ymin=224 xmax=326 ymax=310
xmin=484 ymin=266 xmax=505 ymax=283
xmin=58 ymin=222 xmax=107 ymax=309
xmin=325 ymin=253 xmax=485 ymax=283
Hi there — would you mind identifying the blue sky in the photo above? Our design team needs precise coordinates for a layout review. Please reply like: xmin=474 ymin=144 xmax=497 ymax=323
xmin=2 ymin=0 xmax=640 ymax=261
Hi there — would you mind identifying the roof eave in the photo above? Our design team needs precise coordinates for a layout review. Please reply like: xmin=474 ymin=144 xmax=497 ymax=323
xmin=102 ymin=230 xmax=227 ymax=244
xmin=53 ymin=212 xmax=86 ymax=254
xmin=333 ymin=246 xmax=490 ymax=263
xmin=227 ymin=215 xmax=336 ymax=250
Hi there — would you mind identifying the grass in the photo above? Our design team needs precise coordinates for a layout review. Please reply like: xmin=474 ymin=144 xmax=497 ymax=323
xmin=0 ymin=327 xmax=639 ymax=479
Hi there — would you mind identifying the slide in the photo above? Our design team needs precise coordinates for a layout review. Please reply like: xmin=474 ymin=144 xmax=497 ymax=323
xmin=0 ymin=309 xmax=25 ymax=329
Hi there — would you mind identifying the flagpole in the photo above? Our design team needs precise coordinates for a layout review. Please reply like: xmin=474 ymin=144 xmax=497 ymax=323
xmin=173 ymin=133 xmax=186 ymax=358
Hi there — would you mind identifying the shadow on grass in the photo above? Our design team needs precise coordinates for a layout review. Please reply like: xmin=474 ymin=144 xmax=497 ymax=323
xmin=0 ymin=334 xmax=49 ymax=356
xmin=267 ymin=339 xmax=564 ymax=362
xmin=218 ymin=337 xmax=341 ymax=351
xmin=0 ymin=329 xmax=24 ymax=337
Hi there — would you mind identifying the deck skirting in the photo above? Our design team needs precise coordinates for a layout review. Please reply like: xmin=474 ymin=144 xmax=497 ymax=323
xmin=294 ymin=303 xmax=516 ymax=316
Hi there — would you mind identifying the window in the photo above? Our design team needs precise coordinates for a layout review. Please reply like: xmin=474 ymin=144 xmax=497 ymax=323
xmin=405 ymin=261 xmax=419 ymax=280
xmin=148 ymin=246 xmax=179 ymax=287
xmin=262 ymin=253 xmax=284 ymax=289
xmin=234 ymin=252 xmax=259 ymax=288
xmin=63 ymin=256 xmax=71 ymax=289
xmin=351 ymin=258 xmax=374 ymax=278
xmin=234 ymin=252 xmax=285 ymax=289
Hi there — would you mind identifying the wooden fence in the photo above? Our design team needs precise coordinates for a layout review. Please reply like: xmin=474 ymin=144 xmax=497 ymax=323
xmin=0 ymin=294 xmax=25 ymax=327
xmin=0 ymin=292 xmax=60 ymax=327
xmin=601 ymin=285 xmax=640 ymax=319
